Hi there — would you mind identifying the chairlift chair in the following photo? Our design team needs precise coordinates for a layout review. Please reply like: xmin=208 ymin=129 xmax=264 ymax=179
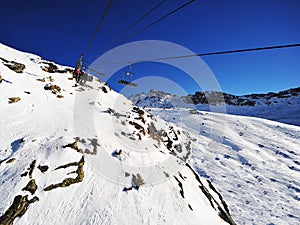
xmin=118 ymin=64 xmax=137 ymax=87
xmin=73 ymin=54 xmax=94 ymax=84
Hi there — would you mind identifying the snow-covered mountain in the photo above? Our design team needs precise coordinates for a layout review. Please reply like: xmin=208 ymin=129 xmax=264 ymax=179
xmin=130 ymin=88 xmax=300 ymax=126
xmin=1 ymin=43 xmax=300 ymax=225
xmin=0 ymin=43 xmax=237 ymax=225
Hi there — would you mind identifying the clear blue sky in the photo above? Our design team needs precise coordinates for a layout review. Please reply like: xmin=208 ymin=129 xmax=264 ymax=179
xmin=1 ymin=0 xmax=300 ymax=95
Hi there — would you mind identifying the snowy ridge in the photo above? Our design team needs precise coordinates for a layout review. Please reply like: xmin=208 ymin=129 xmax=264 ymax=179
xmin=130 ymin=88 xmax=300 ymax=126
xmin=0 ymin=43 xmax=235 ymax=225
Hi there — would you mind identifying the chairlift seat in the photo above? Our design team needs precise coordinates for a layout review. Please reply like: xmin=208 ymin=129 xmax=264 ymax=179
xmin=118 ymin=80 xmax=137 ymax=87
xmin=82 ymin=73 xmax=94 ymax=82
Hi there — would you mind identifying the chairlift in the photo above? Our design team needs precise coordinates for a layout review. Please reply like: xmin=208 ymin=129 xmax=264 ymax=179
xmin=118 ymin=64 xmax=137 ymax=87
xmin=86 ymin=66 xmax=106 ymax=76
xmin=73 ymin=54 xmax=94 ymax=84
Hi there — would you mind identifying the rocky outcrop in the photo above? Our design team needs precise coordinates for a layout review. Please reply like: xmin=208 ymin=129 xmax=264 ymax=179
xmin=42 ymin=62 xmax=59 ymax=73
xmin=37 ymin=165 xmax=49 ymax=173
xmin=22 ymin=179 xmax=38 ymax=195
xmin=0 ymin=195 xmax=39 ymax=225
xmin=6 ymin=158 xmax=16 ymax=164
xmin=185 ymin=164 xmax=237 ymax=225
xmin=28 ymin=160 xmax=36 ymax=179
xmin=189 ymin=91 xmax=256 ymax=106
xmin=1 ymin=57 xmax=25 ymax=73
xmin=44 ymin=84 xmax=61 ymax=93
xmin=8 ymin=97 xmax=21 ymax=104
xmin=41 ymin=61 xmax=73 ymax=74
xmin=44 ymin=156 xmax=84 ymax=191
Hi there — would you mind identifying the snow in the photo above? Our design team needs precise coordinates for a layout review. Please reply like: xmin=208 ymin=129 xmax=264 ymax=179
xmin=1 ymin=42 xmax=299 ymax=225
xmin=0 ymin=43 xmax=233 ymax=225
xmin=151 ymin=108 xmax=300 ymax=225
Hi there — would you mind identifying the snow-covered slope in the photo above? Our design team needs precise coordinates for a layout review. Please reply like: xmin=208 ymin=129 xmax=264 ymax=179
xmin=130 ymin=88 xmax=300 ymax=126
xmin=0 ymin=43 xmax=236 ymax=225
xmin=150 ymin=108 xmax=300 ymax=225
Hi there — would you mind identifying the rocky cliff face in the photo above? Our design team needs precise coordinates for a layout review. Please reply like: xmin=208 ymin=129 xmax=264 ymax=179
xmin=131 ymin=87 xmax=300 ymax=108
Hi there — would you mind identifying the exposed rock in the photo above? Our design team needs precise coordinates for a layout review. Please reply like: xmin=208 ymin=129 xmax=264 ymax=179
xmin=56 ymin=95 xmax=64 ymax=98
xmin=44 ymin=84 xmax=61 ymax=94
xmin=63 ymin=140 xmax=79 ymax=151
xmin=37 ymin=165 xmax=49 ymax=173
xmin=28 ymin=160 xmax=36 ymax=179
xmin=112 ymin=149 xmax=122 ymax=157
xmin=0 ymin=56 xmax=9 ymax=63
xmin=125 ymin=172 xmax=130 ymax=177
xmin=4 ymin=61 xmax=25 ymax=73
xmin=0 ymin=195 xmax=39 ymax=225
xmin=189 ymin=109 xmax=199 ymax=114
xmin=41 ymin=61 xmax=73 ymax=74
xmin=174 ymin=176 xmax=184 ymax=198
xmin=132 ymin=106 xmax=145 ymax=116
xmin=44 ymin=156 xmax=84 ymax=191
xmin=185 ymin=163 xmax=237 ymax=225
xmin=147 ymin=122 xmax=163 ymax=144
xmin=42 ymin=62 xmax=58 ymax=73
xmin=101 ymin=86 xmax=108 ymax=93
xmin=122 ymin=186 xmax=133 ymax=192
xmin=22 ymin=179 xmax=37 ymax=195
xmin=6 ymin=158 xmax=16 ymax=164
xmin=83 ymin=138 xmax=99 ymax=155
xmin=132 ymin=174 xmax=145 ymax=190
xmin=36 ymin=78 xmax=46 ymax=82
xmin=54 ymin=162 xmax=78 ymax=170
xmin=129 ymin=121 xmax=145 ymax=135
xmin=20 ymin=171 xmax=28 ymax=177
xmin=75 ymin=87 xmax=85 ymax=92
xmin=8 ymin=97 xmax=21 ymax=104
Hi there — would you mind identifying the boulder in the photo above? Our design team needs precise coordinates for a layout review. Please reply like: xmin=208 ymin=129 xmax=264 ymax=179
xmin=4 ymin=61 xmax=25 ymax=73
xmin=8 ymin=97 xmax=21 ymax=104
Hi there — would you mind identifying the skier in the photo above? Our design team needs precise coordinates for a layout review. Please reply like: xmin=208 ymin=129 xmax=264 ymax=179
xmin=74 ymin=69 xmax=84 ymax=83
xmin=73 ymin=54 xmax=85 ymax=83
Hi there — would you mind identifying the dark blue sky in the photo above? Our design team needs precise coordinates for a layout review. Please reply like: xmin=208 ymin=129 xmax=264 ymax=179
xmin=1 ymin=0 xmax=300 ymax=95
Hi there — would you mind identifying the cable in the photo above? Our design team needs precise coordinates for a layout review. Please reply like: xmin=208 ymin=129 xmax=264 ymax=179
xmin=159 ymin=43 xmax=300 ymax=60
xmin=84 ymin=0 xmax=113 ymax=54
xmin=100 ymin=43 xmax=300 ymax=65
xmin=117 ymin=0 xmax=196 ymax=45
xmin=110 ymin=0 xmax=167 ymax=44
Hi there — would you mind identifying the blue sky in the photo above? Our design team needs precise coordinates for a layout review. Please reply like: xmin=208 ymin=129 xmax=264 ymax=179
xmin=1 ymin=0 xmax=300 ymax=95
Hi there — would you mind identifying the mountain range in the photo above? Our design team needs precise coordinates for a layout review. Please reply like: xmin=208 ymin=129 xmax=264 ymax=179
xmin=130 ymin=87 xmax=300 ymax=126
